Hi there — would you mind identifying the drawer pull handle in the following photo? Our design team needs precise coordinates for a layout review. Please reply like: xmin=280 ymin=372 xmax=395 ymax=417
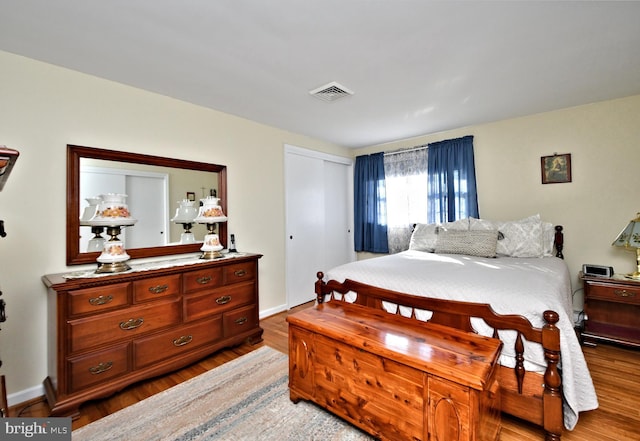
xmin=216 ymin=295 xmax=232 ymax=305
xmin=119 ymin=318 xmax=144 ymax=330
xmin=173 ymin=335 xmax=193 ymax=347
xmin=196 ymin=276 xmax=212 ymax=285
xmin=614 ymin=289 xmax=636 ymax=298
xmin=234 ymin=270 xmax=247 ymax=277
xmin=89 ymin=361 xmax=113 ymax=375
xmin=89 ymin=295 xmax=113 ymax=306
xmin=148 ymin=284 xmax=169 ymax=294
xmin=235 ymin=316 xmax=248 ymax=325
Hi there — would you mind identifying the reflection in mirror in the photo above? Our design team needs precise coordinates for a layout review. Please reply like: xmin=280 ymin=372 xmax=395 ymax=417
xmin=67 ymin=145 xmax=227 ymax=265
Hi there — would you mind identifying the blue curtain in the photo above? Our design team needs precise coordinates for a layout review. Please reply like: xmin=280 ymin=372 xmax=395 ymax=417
xmin=354 ymin=153 xmax=389 ymax=253
xmin=427 ymin=135 xmax=479 ymax=223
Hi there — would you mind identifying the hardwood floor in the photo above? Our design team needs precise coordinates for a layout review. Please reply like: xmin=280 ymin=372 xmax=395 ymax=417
xmin=10 ymin=302 xmax=640 ymax=440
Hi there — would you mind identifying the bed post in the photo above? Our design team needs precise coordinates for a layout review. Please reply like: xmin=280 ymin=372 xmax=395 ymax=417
xmin=315 ymin=272 xmax=326 ymax=304
xmin=554 ymin=226 xmax=564 ymax=259
xmin=542 ymin=310 xmax=563 ymax=441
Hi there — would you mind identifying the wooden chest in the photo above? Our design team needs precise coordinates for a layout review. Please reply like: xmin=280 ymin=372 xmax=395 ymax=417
xmin=287 ymin=302 xmax=502 ymax=441
xmin=42 ymin=254 xmax=263 ymax=418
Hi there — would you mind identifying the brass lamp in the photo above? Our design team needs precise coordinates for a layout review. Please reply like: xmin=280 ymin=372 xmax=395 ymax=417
xmin=612 ymin=212 xmax=640 ymax=279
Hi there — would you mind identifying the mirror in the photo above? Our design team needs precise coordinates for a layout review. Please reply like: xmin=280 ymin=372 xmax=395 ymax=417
xmin=67 ymin=145 xmax=227 ymax=265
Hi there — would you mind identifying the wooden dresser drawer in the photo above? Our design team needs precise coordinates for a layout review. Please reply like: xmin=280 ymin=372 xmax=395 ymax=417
xmin=68 ymin=343 xmax=130 ymax=393
xmin=42 ymin=253 xmax=263 ymax=418
xmin=184 ymin=281 xmax=255 ymax=322
xmin=223 ymin=261 xmax=255 ymax=284
xmin=133 ymin=274 xmax=181 ymax=302
xmin=223 ymin=304 xmax=259 ymax=338
xmin=587 ymin=281 xmax=640 ymax=305
xmin=182 ymin=267 xmax=224 ymax=293
xmin=68 ymin=282 xmax=130 ymax=316
xmin=69 ymin=298 xmax=182 ymax=353
xmin=133 ymin=316 xmax=223 ymax=368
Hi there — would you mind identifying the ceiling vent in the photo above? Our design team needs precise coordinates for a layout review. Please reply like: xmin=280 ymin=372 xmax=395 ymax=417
xmin=309 ymin=81 xmax=354 ymax=102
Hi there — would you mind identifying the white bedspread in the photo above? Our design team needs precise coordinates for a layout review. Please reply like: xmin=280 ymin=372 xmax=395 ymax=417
xmin=324 ymin=250 xmax=598 ymax=430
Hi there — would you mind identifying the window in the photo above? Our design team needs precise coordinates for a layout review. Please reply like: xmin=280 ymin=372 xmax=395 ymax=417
xmin=384 ymin=147 xmax=428 ymax=253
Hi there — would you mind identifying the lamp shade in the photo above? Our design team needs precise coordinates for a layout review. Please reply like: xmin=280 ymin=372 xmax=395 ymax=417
xmin=612 ymin=213 xmax=640 ymax=248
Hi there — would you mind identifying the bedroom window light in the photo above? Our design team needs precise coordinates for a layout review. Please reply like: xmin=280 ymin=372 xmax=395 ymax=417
xmin=384 ymin=146 xmax=429 ymax=253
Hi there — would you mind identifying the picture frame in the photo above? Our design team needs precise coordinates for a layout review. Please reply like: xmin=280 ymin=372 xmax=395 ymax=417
xmin=541 ymin=153 xmax=571 ymax=184
xmin=186 ymin=191 xmax=196 ymax=201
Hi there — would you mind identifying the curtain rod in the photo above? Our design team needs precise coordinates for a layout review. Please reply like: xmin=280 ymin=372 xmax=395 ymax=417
xmin=384 ymin=144 xmax=428 ymax=156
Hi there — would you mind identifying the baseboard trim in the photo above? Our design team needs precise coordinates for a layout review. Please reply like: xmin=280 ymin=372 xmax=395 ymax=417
xmin=8 ymin=383 xmax=44 ymax=408
xmin=259 ymin=304 xmax=288 ymax=320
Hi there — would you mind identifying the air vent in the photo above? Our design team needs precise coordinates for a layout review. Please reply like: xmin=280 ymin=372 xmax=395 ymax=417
xmin=309 ymin=81 xmax=354 ymax=102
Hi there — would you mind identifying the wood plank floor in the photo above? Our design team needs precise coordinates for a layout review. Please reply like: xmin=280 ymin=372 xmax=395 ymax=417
xmin=10 ymin=302 xmax=640 ymax=440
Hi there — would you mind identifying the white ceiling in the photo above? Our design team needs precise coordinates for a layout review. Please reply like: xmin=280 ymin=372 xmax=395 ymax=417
xmin=1 ymin=1 xmax=639 ymax=149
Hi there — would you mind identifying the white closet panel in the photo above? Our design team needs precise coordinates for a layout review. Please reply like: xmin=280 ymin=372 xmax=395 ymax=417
xmin=285 ymin=145 xmax=354 ymax=308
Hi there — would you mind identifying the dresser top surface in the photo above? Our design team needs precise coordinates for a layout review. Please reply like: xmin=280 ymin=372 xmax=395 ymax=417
xmin=43 ymin=252 xmax=262 ymax=289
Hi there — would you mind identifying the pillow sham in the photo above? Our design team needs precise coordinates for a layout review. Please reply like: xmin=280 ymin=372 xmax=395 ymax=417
xmin=409 ymin=218 xmax=471 ymax=252
xmin=434 ymin=229 xmax=499 ymax=258
xmin=408 ymin=223 xmax=439 ymax=252
xmin=469 ymin=215 xmax=546 ymax=258
xmin=542 ymin=221 xmax=555 ymax=256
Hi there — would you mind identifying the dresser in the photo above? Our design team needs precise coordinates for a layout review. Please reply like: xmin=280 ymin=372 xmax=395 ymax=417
xmin=42 ymin=253 xmax=262 ymax=418
xmin=287 ymin=302 xmax=502 ymax=441
xmin=581 ymin=272 xmax=640 ymax=348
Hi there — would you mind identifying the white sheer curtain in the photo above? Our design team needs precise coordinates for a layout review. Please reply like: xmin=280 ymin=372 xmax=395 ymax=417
xmin=383 ymin=147 xmax=429 ymax=253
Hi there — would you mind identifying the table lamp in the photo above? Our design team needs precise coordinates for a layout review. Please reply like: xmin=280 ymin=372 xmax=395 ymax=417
xmin=194 ymin=196 xmax=228 ymax=259
xmin=612 ymin=212 xmax=640 ymax=279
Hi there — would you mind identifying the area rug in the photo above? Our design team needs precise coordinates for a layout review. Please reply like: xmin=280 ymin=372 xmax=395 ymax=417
xmin=73 ymin=346 xmax=374 ymax=440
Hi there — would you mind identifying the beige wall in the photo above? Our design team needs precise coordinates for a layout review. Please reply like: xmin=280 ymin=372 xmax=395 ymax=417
xmin=356 ymin=94 xmax=640 ymax=313
xmin=0 ymin=50 xmax=350 ymax=402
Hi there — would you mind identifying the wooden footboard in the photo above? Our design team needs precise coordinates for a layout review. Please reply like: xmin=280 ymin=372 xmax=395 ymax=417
xmin=315 ymin=272 xmax=564 ymax=441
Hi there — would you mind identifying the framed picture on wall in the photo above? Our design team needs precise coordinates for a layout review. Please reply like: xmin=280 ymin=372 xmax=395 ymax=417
xmin=541 ymin=153 xmax=572 ymax=184
xmin=186 ymin=191 xmax=196 ymax=201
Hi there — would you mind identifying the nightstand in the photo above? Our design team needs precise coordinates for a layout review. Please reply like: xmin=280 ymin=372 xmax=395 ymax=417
xmin=581 ymin=272 xmax=640 ymax=348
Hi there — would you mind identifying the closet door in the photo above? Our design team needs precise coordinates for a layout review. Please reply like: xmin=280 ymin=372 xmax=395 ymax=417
xmin=285 ymin=145 xmax=354 ymax=308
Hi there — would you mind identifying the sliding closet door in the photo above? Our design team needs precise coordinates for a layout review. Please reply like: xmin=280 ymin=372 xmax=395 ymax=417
xmin=285 ymin=145 xmax=354 ymax=308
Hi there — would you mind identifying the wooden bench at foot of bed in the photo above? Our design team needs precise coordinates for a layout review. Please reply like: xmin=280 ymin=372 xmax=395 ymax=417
xmin=315 ymin=272 xmax=564 ymax=441
xmin=287 ymin=301 xmax=502 ymax=441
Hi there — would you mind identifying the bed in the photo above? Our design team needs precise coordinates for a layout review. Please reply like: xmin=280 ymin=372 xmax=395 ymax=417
xmin=314 ymin=216 xmax=598 ymax=441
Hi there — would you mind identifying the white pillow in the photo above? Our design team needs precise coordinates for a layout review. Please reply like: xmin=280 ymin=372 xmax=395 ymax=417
xmin=409 ymin=219 xmax=470 ymax=252
xmin=542 ymin=222 xmax=555 ymax=256
xmin=434 ymin=229 xmax=499 ymax=258
xmin=409 ymin=223 xmax=439 ymax=252
xmin=470 ymin=215 xmax=544 ymax=258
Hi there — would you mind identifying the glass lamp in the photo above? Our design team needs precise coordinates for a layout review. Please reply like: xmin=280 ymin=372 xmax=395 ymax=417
xmin=82 ymin=193 xmax=137 ymax=273
xmin=194 ymin=196 xmax=228 ymax=259
xmin=171 ymin=199 xmax=198 ymax=244
xmin=612 ymin=212 xmax=640 ymax=279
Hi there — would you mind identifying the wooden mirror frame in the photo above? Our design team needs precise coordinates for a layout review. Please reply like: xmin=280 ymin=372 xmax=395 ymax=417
xmin=67 ymin=145 xmax=227 ymax=265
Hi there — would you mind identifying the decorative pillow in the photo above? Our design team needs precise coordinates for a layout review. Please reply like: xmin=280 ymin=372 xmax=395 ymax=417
xmin=444 ymin=218 xmax=471 ymax=231
xmin=434 ymin=229 xmax=499 ymax=258
xmin=542 ymin=222 xmax=555 ymax=256
xmin=408 ymin=219 xmax=470 ymax=252
xmin=470 ymin=215 xmax=544 ymax=258
xmin=408 ymin=223 xmax=439 ymax=252
xmin=501 ymin=219 xmax=543 ymax=258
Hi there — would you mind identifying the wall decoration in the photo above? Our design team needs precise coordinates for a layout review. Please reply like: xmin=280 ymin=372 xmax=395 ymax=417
xmin=186 ymin=191 xmax=196 ymax=201
xmin=541 ymin=153 xmax=572 ymax=184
